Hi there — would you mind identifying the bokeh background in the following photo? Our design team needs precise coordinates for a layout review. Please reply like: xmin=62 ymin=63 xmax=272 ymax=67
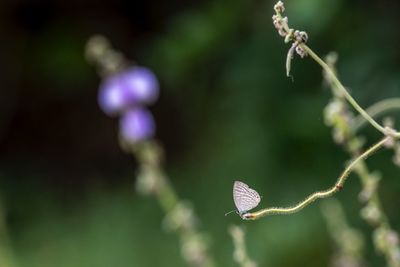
xmin=1 ymin=0 xmax=400 ymax=266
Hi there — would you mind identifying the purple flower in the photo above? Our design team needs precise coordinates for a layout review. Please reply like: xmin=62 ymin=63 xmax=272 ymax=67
xmin=120 ymin=108 xmax=155 ymax=143
xmin=98 ymin=75 xmax=128 ymax=116
xmin=122 ymin=66 xmax=159 ymax=105
xmin=98 ymin=66 xmax=159 ymax=116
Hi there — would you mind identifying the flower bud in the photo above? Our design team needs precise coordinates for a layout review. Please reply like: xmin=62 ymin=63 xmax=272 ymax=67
xmin=98 ymin=66 xmax=159 ymax=116
xmin=122 ymin=66 xmax=159 ymax=105
xmin=120 ymin=108 xmax=156 ymax=143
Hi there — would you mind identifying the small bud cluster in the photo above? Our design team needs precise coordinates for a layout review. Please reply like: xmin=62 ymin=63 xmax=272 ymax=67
xmin=272 ymin=14 xmax=288 ymax=37
xmin=382 ymin=118 xmax=400 ymax=167
xmin=229 ymin=226 xmax=258 ymax=267
xmin=293 ymin=30 xmax=308 ymax=58
xmin=360 ymin=201 xmax=382 ymax=225
xmin=273 ymin=1 xmax=285 ymax=13
xmin=324 ymin=99 xmax=354 ymax=144
xmin=358 ymin=172 xmax=380 ymax=203
xmin=163 ymin=202 xmax=197 ymax=232
xmin=162 ymin=202 xmax=212 ymax=266
xmin=373 ymin=228 xmax=400 ymax=265
xmin=272 ymin=1 xmax=308 ymax=76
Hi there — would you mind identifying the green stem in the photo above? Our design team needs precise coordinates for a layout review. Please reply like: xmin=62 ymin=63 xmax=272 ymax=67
xmin=300 ymin=44 xmax=400 ymax=138
xmin=246 ymin=137 xmax=389 ymax=219
xmin=352 ymin=98 xmax=400 ymax=132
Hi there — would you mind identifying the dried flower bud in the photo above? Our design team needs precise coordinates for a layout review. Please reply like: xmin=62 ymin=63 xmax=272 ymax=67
xmin=373 ymin=227 xmax=400 ymax=258
xmin=294 ymin=30 xmax=308 ymax=43
xmin=324 ymin=100 xmax=343 ymax=125
xmin=374 ymin=228 xmax=389 ymax=253
xmin=274 ymin=1 xmax=285 ymax=13
xmin=295 ymin=45 xmax=307 ymax=58
xmin=136 ymin=165 xmax=163 ymax=195
xmin=358 ymin=172 xmax=380 ymax=202
xmin=181 ymin=234 xmax=208 ymax=266
xmin=383 ymin=119 xmax=397 ymax=148
xmin=360 ymin=202 xmax=381 ymax=225
xmin=163 ymin=202 xmax=196 ymax=231
xmin=272 ymin=15 xmax=289 ymax=37
xmin=278 ymin=29 xmax=287 ymax=37
xmin=387 ymin=230 xmax=400 ymax=247
xmin=85 ymin=35 xmax=110 ymax=63
xmin=272 ymin=15 xmax=278 ymax=24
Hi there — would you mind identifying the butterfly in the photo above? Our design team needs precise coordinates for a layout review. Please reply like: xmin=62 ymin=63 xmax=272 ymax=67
xmin=226 ymin=180 xmax=261 ymax=220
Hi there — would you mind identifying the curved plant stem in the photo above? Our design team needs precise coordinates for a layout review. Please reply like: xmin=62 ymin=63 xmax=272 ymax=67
xmin=245 ymin=137 xmax=389 ymax=219
xmin=352 ymin=98 xmax=400 ymax=132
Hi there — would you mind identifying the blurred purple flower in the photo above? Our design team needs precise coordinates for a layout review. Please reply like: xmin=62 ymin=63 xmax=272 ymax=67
xmin=122 ymin=66 xmax=159 ymax=105
xmin=98 ymin=75 xmax=128 ymax=116
xmin=98 ymin=66 xmax=159 ymax=116
xmin=120 ymin=108 xmax=156 ymax=143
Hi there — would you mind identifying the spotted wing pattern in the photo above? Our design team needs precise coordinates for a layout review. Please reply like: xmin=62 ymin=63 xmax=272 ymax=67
xmin=233 ymin=181 xmax=261 ymax=214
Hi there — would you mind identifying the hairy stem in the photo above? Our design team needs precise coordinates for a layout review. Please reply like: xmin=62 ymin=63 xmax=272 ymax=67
xmin=246 ymin=137 xmax=389 ymax=219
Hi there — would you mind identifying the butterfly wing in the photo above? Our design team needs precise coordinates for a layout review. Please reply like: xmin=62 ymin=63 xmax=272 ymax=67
xmin=233 ymin=181 xmax=261 ymax=214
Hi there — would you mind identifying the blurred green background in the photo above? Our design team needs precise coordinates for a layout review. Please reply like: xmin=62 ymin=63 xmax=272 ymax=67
xmin=1 ymin=0 xmax=400 ymax=266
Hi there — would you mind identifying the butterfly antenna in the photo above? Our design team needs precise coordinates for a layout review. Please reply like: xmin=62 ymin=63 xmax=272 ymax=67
xmin=225 ymin=210 xmax=236 ymax=216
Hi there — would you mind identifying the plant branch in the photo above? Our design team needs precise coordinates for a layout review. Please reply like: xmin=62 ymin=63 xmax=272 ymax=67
xmin=323 ymin=54 xmax=400 ymax=267
xmin=272 ymin=1 xmax=400 ymax=138
xmin=352 ymin=98 xmax=400 ymax=132
xmin=300 ymin=44 xmax=400 ymax=138
xmin=244 ymin=137 xmax=389 ymax=220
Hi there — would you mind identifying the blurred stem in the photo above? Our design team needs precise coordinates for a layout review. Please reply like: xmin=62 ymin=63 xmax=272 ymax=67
xmin=229 ymin=225 xmax=257 ymax=267
xmin=273 ymin=2 xmax=400 ymax=264
xmin=245 ymin=137 xmax=388 ymax=219
xmin=300 ymin=44 xmax=400 ymax=138
xmin=324 ymin=54 xmax=400 ymax=267
xmin=132 ymin=141 xmax=216 ymax=267
xmin=86 ymin=35 xmax=216 ymax=267
xmin=352 ymin=98 xmax=400 ymax=132
xmin=320 ymin=199 xmax=365 ymax=267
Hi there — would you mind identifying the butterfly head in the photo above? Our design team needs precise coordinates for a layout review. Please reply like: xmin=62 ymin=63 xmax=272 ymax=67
xmin=240 ymin=212 xmax=255 ymax=220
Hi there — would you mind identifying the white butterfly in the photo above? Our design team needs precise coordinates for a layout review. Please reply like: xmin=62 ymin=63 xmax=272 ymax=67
xmin=226 ymin=180 xmax=261 ymax=219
